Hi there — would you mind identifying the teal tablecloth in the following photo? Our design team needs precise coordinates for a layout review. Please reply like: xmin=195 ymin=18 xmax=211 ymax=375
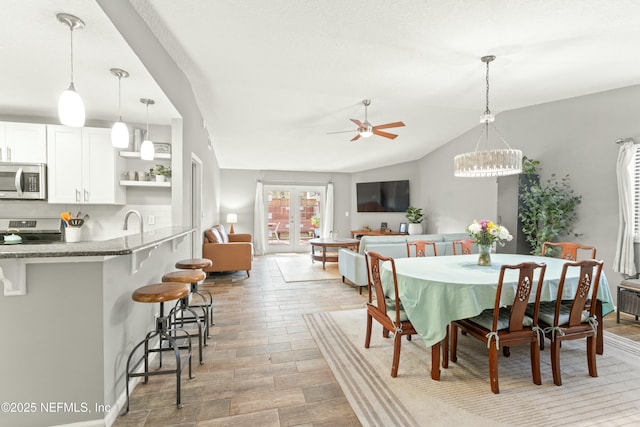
xmin=380 ymin=254 xmax=614 ymax=348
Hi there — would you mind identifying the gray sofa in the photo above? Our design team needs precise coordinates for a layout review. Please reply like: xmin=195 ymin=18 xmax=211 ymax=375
xmin=338 ymin=233 xmax=477 ymax=291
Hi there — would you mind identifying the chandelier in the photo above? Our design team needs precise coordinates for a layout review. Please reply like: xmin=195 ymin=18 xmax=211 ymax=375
xmin=453 ymin=55 xmax=522 ymax=177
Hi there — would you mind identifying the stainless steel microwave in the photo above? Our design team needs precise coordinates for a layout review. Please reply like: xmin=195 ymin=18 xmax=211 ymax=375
xmin=0 ymin=163 xmax=47 ymax=200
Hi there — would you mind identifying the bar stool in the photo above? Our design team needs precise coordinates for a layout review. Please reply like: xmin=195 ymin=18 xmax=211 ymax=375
xmin=175 ymin=258 xmax=214 ymax=325
xmin=162 ymin=269 xmax=208 ymax=364
xmin=123 ymin=282 xmax=194 ymax=415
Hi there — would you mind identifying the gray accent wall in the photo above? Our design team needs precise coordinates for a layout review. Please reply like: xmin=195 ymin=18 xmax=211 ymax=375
xmin=350 ymin=161 xmax=421 ymax=233
xmin=418 ymin=84 xmax=640 ymax=297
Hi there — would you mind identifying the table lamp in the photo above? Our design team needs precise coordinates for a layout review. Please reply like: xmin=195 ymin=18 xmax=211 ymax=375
xmin=226 ymin=213 xmax=238 ymax=234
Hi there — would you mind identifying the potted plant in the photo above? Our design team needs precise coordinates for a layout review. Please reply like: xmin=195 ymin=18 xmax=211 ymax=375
xmin=519 ymin=157 xmax=582 ymax=255
xmin=151 ymin=164 xmax=171 ymax=182
xmin=405 ymin=206 xmax=424 ymax=235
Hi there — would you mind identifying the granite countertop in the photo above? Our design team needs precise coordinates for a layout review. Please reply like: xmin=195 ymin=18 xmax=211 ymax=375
xmin=0 ymin=226 xmax=195 ymax=259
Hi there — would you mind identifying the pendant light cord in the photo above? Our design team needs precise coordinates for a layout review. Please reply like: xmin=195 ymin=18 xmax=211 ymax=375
xmin=146 ymin=102 xmax=150 ymax=138
xmin=69 ymin=27 xmax=75 ymax=84
xmin=118 ymin=76 xmax=123 ymax=120
xmin=485 ymin=59 xmax=491 ymax=116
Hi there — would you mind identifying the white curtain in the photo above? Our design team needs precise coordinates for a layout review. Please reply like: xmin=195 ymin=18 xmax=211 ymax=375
xmin=614 ymin=142 xmax=637 ymax=276
xmin=322 ymin=182 xmax=334 ymax=238
xmin=253 ymin=181 xmax=267 ymax=255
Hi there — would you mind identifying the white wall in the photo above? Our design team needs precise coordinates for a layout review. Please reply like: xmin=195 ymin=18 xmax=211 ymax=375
xmin=219 ymin=169 xmax=352 ymax=238
xmin=419 ymin=83 xmax=640 ymax=296
xmin=350 ymin=160 xmax=421 ymax=233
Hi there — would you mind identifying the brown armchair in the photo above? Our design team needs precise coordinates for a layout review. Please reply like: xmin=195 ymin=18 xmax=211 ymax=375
xmin=202 ymin=225 xmax=252 ymax=277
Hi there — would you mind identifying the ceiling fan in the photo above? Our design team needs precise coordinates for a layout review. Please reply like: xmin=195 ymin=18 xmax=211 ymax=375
xmin=328 ymin=99 xmax=405 ymax=142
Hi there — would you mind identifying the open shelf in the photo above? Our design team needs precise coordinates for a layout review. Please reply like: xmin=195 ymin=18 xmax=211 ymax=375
xmin=119 ymin=180 xmax=171 ymax=188
xmin=119 ymin=151 xmax=171 ymax=160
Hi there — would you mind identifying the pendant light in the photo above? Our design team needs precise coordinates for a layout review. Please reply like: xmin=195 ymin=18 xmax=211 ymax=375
xmin=139 ymin=98 xmax=155 ymax=160
xmin=453 ymin=55 xmax=523 ymax=177
xmin=110 ymin=68 xmax=130 ymax=148
xmin=57 ymin=13 xmax=85 ymax=127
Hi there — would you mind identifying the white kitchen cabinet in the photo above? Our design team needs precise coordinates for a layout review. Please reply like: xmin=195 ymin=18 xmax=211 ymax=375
xmin=47 ymin=125 xmax=126 ymax=204
xmin=0 ymin=121 xmax=47 ymax=163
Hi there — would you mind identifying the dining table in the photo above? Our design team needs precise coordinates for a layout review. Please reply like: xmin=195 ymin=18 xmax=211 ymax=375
xmin=380 ymin=253 xmax=614 ymax=380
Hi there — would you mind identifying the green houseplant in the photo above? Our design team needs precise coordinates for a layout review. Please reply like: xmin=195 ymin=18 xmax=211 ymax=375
xmin=519 ymin=157 xmax=582 ymax=255
xmin=405 ymin=206 xmax=424 ymax=235
xmin=150 ymin=164 xmax=171 ymax=182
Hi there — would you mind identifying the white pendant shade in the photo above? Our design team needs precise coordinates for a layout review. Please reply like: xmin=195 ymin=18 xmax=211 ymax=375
xmin=454 ymin=149 xmax=523 ymax=177
xmin=140 ymin=139 xmax=155 ymax=160
xmin=58 ymin=84 xmax=85 ymax=127
xmin=111 ymin=120 xmax=129 ymax=148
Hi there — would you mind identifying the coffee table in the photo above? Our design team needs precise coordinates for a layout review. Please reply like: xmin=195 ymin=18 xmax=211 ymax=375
xmin=309 ymin=238 xmax=360 ymax=269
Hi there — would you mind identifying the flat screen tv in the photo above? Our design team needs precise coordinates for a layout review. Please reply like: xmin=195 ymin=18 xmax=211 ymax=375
xmin=356 ymin=180 xmax=410 ymax=212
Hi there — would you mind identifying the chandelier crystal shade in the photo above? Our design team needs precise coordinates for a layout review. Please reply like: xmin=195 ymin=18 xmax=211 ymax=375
xmin=57 ymin=13 xmax=85 ymax=127
xmin=453 ymin=55 xmax=522 ymax=177
xmin=139 ymin=98 xmax=155 ymax=161
xmin=110 ymin=68 xmax=130 ymax=148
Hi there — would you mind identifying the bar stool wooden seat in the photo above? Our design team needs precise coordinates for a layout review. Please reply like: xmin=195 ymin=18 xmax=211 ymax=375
xmin=123 ymin=282 xmax=194 ymax=415
xmin=175 ymin=258 xmax=214 ymax=325
xmin=175 ymin=258 xmax=212 ymax=270
xmin=163 ymin=270 xmax=208 ymax=364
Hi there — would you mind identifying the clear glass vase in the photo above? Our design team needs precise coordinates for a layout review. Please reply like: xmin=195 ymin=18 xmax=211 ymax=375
xmin=478 ymin=244 xmax=492 ymax=266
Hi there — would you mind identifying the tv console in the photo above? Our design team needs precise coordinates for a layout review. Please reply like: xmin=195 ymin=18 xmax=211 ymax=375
xmin=351 ymin=229 xmax=406 ymax=238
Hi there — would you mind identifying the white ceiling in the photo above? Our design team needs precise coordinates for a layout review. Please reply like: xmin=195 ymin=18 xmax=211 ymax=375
xmin=0 ymin=1 xmax=177 ymax=127
xmin=4 ymin=1 xmax=640 ymax=173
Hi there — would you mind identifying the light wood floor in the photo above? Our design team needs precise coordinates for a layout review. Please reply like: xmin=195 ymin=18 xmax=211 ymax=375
xmin=114 ymin=254 xmax=640 ymax=426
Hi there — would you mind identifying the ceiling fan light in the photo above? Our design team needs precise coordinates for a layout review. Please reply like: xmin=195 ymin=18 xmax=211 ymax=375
xmin=140 ymin=139 xmax=155 ymax=160
xmin=58 ymin=84 xmax=85 ymax=127
xmin=111 ymin=120 xmax=129 ymax=148
xmin=359 ymin=123 xmax=374 ymax=138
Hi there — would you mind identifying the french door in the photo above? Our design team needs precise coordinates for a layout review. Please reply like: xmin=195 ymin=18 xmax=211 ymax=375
xmin=264 ymin=185 xmax=323 ymax=253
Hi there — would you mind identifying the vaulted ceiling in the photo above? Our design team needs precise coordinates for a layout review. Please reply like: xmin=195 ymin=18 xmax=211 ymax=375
xmin=4 ymin=1 xmax=640 ymax=173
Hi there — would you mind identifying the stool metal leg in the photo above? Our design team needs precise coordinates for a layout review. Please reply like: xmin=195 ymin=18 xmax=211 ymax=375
xmin=169 ymin=299 xmax=206 ymax=364
xmin=191 ymin=282 xmax=213 ymax=335
xmin=122 ymin=302 xmax=193 ymax=416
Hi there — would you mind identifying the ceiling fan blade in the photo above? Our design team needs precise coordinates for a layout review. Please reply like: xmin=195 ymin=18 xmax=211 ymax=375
xmin=327 ymin=129 xmax=357 ymax=135
xmin=373 ymin=121 xmax=405 ymax=130
xmin=373 ymin=129 xmax=398 ymax=140
xmin=350 ymin=134 xmax=362 ymax=142
xmin=350 ymin=118 xmax=364 ymax=127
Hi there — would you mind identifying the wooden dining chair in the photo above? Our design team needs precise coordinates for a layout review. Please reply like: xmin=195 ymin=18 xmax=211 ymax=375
xmin=450 ymin=261 xmax=547 ymax=394
xmin=541 ymin=241 xmax=596 ymax=260
xmin=364 ymin=251 xmax=417 ymax=378
xmin=535 ymin=259 xmax=604 ymax=386
xmin=406 ymin=240 xmax=438 ymax=257
xmin=452 ymin=239 xmax=475 ymax=255
xmin=540 ymin=241 xmax=598 ymax=345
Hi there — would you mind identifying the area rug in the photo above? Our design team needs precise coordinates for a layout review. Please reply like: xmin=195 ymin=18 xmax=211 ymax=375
xmin=304 ymin=308 xmax=640 ymax=427
xmin=275 ymin=253 xmax=342 ymax=282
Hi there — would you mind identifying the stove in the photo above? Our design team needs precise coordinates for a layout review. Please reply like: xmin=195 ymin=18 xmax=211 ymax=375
xmin=0 ymin=218 xmax=63 ymax=244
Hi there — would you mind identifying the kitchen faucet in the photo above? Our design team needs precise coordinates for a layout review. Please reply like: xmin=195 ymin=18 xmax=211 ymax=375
xmin=123 ymin=210 xmax=144 ymax=234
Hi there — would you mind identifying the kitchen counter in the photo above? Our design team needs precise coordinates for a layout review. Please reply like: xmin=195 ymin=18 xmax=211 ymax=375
xmin=0 ymin=225 xmax=196 ymax=426
xmin=0 ymin=226 xmax=194 ymax=259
